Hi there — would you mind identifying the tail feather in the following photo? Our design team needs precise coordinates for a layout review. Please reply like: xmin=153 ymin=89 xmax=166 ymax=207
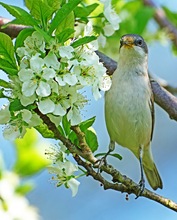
xmin=143 ymin=163 xmax=163 ymax=190
xmin=142 ymin=148 xmax=163 ymax=190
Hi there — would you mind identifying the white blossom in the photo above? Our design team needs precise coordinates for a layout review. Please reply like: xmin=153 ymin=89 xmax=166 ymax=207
xmin=47 ymin=145 xmax=80 ymax=197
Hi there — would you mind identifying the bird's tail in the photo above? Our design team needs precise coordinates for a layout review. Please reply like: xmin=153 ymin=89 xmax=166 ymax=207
xmin=142 ymin=147 xmax=163 ymax=190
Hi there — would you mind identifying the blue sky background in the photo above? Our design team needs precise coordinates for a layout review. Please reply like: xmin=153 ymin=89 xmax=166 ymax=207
xmin=1 ymin=0 xmax=177 ymax=219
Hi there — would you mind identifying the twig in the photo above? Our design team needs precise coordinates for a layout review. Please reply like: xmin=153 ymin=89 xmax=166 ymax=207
xmin=143 ymin=0 xmax=177 ymax=47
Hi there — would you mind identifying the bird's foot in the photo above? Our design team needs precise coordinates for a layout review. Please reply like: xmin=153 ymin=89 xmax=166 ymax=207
xmin=94 ymin=152 xmax=109 ymax=173
xmin=135 ymin=178 xmax=145 ymax=199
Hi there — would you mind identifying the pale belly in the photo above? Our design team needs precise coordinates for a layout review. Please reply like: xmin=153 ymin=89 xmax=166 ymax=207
xmin=105 ymin=75 xmax=152 ymax=157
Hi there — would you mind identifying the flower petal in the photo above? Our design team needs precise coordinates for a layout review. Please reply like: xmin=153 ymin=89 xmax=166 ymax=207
xmin=36 ymin=81 xmax=51 ymax=97
xmin=67 ymin=178 xmax=80 ymax=197
xmin=38 ymin=99 xmax=55 ymax=114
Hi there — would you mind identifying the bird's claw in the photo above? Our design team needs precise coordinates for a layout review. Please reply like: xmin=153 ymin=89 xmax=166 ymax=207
xmin=135 ymin=178 xmax=145 ymax=199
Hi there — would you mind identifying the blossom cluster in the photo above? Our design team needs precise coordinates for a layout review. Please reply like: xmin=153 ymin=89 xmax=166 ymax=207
xmin=0 ymin=29 xmax=111 ymax=140
xmin=46 ymin=144 xmax=80 ymax=197
xmin=98 ymin=0 xmax=121 ymax=47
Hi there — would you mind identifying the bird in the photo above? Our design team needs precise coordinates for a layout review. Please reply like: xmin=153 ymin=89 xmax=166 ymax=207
xmin=104 ymin=34 xmax=163 ymax=194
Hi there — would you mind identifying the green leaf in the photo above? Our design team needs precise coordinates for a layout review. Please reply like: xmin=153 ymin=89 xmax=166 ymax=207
xmin=49 ymin=0 xmax=81 ymax=34
xmin=163 ymin=6 xmax=177 ymax=27
xmin=15 ymin=28 xmax=34 ymax=50
xmin=62 ymin=115 xmax=71 ymax=136
xmin=57 ymin=28 xmax=75 ymax=44
xmin=34 ymin=25 xmax=52 ymax=43
xmin=55 ymin=12 xmax=75 ymax=36
xmin=133 ymin=6 xmax=155 ymax=34
xmin=9 ymin=98 xmax=24 ymax=111
xmin=80 ymin=116 xmax=96 ymax=131
xmin=71 ymin=36 xmax=97 ymax=48
xmin=35 ymin=123 xmax=54 ymax=138
xmin=0 ymin=79 xmax=10 ymax=88
xmin=68 ymin=131 xmax=78 ymax=145
xmin=0 ymin=32 xmax=18 ymax=75
xmin=74 ymin=3 xmax=99 ymax=18
xmin=84 ymin=128 xmax=98 ymax=152
xmin=95 ymin=152 xmax=122 ymax=160
xmin=13 ymin=128 xmax=50 ymax=176
xmin=0 ymin=2 xmax=38 ymax=26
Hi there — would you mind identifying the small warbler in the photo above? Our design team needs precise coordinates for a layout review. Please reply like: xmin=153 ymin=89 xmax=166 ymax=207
xmin=104 ymin=34 xmax=163 ymax=192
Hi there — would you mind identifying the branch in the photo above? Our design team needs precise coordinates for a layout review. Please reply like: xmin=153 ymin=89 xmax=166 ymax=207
xmin=143 ymin=0 xmax=177 ymax=47
xmin=35 ymin=107 xmax=177 ymax=212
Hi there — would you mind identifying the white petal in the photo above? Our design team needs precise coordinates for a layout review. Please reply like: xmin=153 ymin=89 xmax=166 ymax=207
xmin=36 ymin=81 xmax=51 ymax=97
xmin=59 ymin=46 xmax=74 ymax=59
xmin=21 ymin=109 xmax=32 ymax=123
xmin=0 ymin=105 xmax=11 ymax=124
xmin=53 ymin=104 xmax=66 ymax=116
xmin=67 ymin=178 xmax=80 ymax=197
xmin=20 ymin=94 xmax=36 ymax=106
xmin=44 ymin=52 xmax=60 ymax=70
xmin=55 ymin=76 xmax=66 ymax=86
xmin=3 ymin=125 xmax=21 ymax=140
xmin=18 ymin=69 xmax=34 ymax=82
xmin=92 ymin=84 xmax=102 ymax=100
xmin=42 ymin=68 xmax=56 ymax=80
xmin=22 ymin=80 xmax=38 ymax=97
xmin=30 ymin=54 xmax=44 ymax=73
xmin=63 ymin=73 xmax=77 ymax=86
xmin=48 ymin=114 xmax=61 ymax=127
xmin=99 ymin=74 xmax=112 ymax=91
xmin=38 ymin=99 xmax=55 ymax=114
xmin=68 ymin=107 xmax=82 ymax=125
xmin=64 ymin=161 xmax=78 ymax=175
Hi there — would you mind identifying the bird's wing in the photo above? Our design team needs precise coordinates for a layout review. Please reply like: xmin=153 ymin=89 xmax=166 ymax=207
xmin=149 ymin=87 xmax=155 ymax=141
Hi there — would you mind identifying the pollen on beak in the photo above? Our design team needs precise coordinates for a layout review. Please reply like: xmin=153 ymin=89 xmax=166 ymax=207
xmin=121 ymin=36 xmax=134 ymax=48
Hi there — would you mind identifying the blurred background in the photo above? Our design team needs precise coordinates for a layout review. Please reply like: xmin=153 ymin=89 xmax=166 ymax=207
xmin=1 ymin=0 xmax=177 ymax=219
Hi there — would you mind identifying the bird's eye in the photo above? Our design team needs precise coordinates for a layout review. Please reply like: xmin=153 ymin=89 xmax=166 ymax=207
xmin=136 ymin=39 xmax=143 ymax=46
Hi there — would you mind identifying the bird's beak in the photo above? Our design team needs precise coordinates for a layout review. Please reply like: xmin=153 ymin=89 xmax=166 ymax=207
xmin=121 ymin=36 xmax=134 ymax=48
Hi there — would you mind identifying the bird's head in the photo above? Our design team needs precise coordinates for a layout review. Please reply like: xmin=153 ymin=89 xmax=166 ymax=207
xmin=119 ymin=34 xmax=148 ymax=59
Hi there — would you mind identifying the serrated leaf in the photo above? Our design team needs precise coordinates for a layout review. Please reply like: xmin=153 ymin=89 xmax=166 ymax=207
xmin=49 ymin=0 xmax=81 ymax=34
xmin=25 ymin=0 xmax=54 ymax=28
xmin=95 ymin=152 xmax=122 ymax=160
xmin=0 ymin=32 xmax=18 ymax=75
xmin=9 ymin=98 xmax=24 ymax=111
xmin=68 ymin=131 xmax=78 ymax=145
xmin=71 ymin=36 xmax=97 ymax=48
xmin=57 ymin=28 xmax=75 ymax=43
xmin=84 ymin=128 xmax=98 ymax=152
xmin=34 ymin=25 xmax=52 ymax=43
xmin=13 ymin=128 xmax=50 ymax=176
xmin=0 ymin=2 xmax=38 ymax=26
xmin=74 ymin=3 xmax=99 ymax=18
xmin=80 ymin=116 xmax=96 ymax=131
xmin=55 ymin=12 xmax=74 ymax=36
xmin=62 ymin=115 xmax=71 ymax=136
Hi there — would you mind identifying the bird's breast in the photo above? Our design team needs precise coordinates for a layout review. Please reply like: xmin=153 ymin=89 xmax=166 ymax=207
xmin=105 ymin=68 xmax=152 ymax=156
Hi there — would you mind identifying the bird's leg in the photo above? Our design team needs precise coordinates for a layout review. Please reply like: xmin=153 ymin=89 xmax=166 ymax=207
xmin=95 ymin=140 xmax=115 ymax=171
xmin=135 ymin=146 xmax=145 ymax=199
